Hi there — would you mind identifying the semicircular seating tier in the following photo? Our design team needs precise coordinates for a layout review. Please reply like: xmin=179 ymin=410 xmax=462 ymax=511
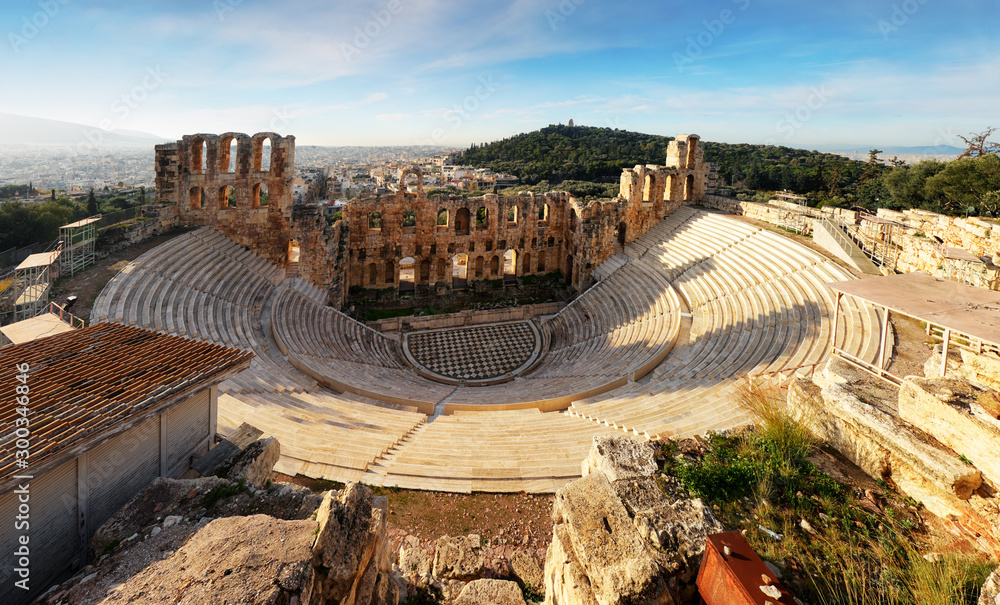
xmin=88 ymin=206 xmax=887 ymax=493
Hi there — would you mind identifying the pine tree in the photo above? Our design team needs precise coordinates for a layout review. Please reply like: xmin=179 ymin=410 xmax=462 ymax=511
xmin=87 ymin=189 xmax=98 ymax=215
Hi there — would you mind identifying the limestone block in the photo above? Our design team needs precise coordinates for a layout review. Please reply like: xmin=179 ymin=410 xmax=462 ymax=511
xmin=961 ymin=349 xmax=1000 ymax=391
xmin=580 ymin=435 xmax=657 ymax=481
xmin=787 ymin=380 xmax=981 ymax=500
xmin=220 ymin=437 xmax=280 ymax=486
xmin=978 ymin=565 xmax=1000 ymax=605
xmin=398 ymin=535 xmax=432 ymax=579
xmin=542 ymin=524 xmax=600 ymax=605
xmin=899 ymin=378 xmax=1000 ymax=485
xmin=432 ymin=534 xmax=485 ymax=581
xmin=454 ymin=579 xmax=527 ymax=605
xmin=549 ymin=471 xmax=674 ymax=605
xmin=510 ymin=551 xmax=544 ymax=593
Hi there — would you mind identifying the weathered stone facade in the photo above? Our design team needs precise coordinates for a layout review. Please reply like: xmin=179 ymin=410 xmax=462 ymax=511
xmin=156 ymin=132 xmax=709 ymax=308
xmin=155 ymin=132 xmax=296 ymax=266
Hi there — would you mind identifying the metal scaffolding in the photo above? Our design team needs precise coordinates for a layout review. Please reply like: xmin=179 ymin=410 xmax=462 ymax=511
xmin=60 ymin=216 xmax=100 ymax=277
xmin=12 ymin=250 xmax=61 ymax=322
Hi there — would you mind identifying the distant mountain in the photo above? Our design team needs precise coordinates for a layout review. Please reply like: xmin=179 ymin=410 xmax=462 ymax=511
xmin=0 ymin=113 xmax=170 ymax=147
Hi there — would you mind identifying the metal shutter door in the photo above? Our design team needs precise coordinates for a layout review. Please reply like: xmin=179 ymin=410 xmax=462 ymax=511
xmin=88 ymin=416 xmax=160 ymax=532
xmin=166 ymin=391 xmax=211 ymax=476
xmin=0 ymin=458 xmax=80 ymax=605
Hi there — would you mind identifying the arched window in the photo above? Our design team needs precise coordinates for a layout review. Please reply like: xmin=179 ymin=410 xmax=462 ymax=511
xmin=685 ymin=174 xmax=695 ymax=201
xmin=489 ymin=255 xmax=500 ymax=277
xmin=474 ymin=256 xmax=484 ymax=278
xmin=419 ymin=258 xmax=430 ymax=282
xmin=218 ymin=185 xmax=235 ymax=209
xmin=507 ymin=205 xmax=518 ymax=224
xmin=476 ymin=206 xmax=488 ymax=229
xmin=437 ymin=208 xmax=449 ymax=227
xmin=219 ymin=136 xmax=238 ymax=173
xmin=537 ymin=251 xmax=546 ymax=273
xmin=643 ymin=174 xmax=654 ymax=202
xmin=191 ymin=138 xmax=207 ymax=174
xmin=189 ymin=186 xmax=203 ymax=210
xmin=253 ymin=136 xmax=273 ymax=172
xmin=436 ymin=258 xmax=446 ymax=280
xmin=402 ymin=209 xmax=416 ymax=228
xmin=455 ymin=208 xmax=470 ymax=235
xmin=522 ymin=252 xmax=531 ymax=275
xmin=452 ymin=254 xmax=468 ymax=289
xmin=251 ymin=183 xmax=269 ymax=207
xmin=687 ymin=136 xmax=699 ymax=167
xmin=538 ymin=203 xmax=549 ymax=221
xmin=399 ymin=257 xmax=415 ymax=292
xmin=369 ymin=211 xmax=382 ymax=230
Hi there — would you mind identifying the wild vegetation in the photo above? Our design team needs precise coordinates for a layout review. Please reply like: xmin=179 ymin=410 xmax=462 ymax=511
xmin=0 ymin=187 xmax=148 ymax=250
xmin=659 ymin=380 xmax=994 ymax=604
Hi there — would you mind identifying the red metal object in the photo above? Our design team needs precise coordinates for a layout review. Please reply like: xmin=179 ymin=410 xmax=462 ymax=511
xmin=697 ymin=531 xmax=796 ymax=605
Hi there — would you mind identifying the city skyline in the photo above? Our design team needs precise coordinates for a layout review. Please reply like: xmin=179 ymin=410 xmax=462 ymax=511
xmin=1 ymin=0 xmax=996 ymax=150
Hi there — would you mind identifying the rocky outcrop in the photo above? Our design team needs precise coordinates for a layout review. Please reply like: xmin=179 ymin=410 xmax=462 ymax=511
xmin=454 ymin=579 xmax=527 ymax=605
xmin=433 ymin=534 xmax=487 ymax=581
xmin=789 ymin=376 xmax=1000 ymax=556
xmin=980 ymin=565 xmax=1000 ymax=605
xmin=543 ymin=435 xmax=722 ymax=605
xmin=218 ymin=436 xmax=281 ymax=486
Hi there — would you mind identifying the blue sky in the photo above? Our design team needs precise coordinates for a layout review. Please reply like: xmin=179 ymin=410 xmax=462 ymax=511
xmin=1 ymin=0 xmax=997 ymax=149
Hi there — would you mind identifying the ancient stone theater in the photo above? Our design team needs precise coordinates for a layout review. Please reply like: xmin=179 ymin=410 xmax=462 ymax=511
xmin=90 ymin=131 xmax=884 ymax=492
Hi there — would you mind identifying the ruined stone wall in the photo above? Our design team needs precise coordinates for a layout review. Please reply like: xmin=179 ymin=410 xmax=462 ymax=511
xmin=292 ymin=204 xmax=347 ymax=306
xmin=155 ymin=132 xmax=295 ymax=266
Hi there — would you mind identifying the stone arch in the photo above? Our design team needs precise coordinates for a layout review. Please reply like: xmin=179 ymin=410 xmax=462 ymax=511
xmin=665 ymin=175 xmax=675 ymax=201
xmin=453 ymin=253 xmax=468 ymax=289
xmin=476 ymin=206 xmax=488 ymax=230
xmin=687 ymin=135 xmax=699 ymax=168
xmin=384 ymin=260 xmax=394 ymax=285
xmin=643 ymin=174 xmax=655 ymax=202
xmin=437 ymin=208 xmax=449 ymax=227
xmin=191 ymin=137 xmax=207 ymax=174
xmin=685 ymin=174 xmax=695 ymax=201
xmin=474 ymin=256 xmax=484 ymax=278
xmin=189 ymin=186 xmax=204 ymax=210
xmin=218 ymin=185 xmax=235 ymax=209
xmin=399 ymin=166 xmax=424 ymax=195
xmin=538 ymin=203 xmax=549 ymax=221
xmin=455 ymin=207 xmax=470 ymax=235
xmin=503 ymin=249 xmax=516 ymax=283
xmin=369 ymin=211 xmax=382 ymax=230
xmin=489 ymin=255 xmax=500 ymax=277
xmin=436 ymin=257 xmax=446 ymax=281
xmin=399 ymin=257 xmax=415 ymax=292
xmin=522 ymin=251 xmax=531 ymax=274
xmin=419 ymin=258 xmax=431 ymax=282
xmin=218 ymin=134 xmax=239 ymax=173
xmin=507 ymin=205 xmax=519 ymax=224
xmin=251 ymin=182 xmax=269 ymax=207
xmin=402 ymin=209 xmax=416 ymax=228
xmin=252 ymin=134 xmax=274 ymax=172
xmin=368 ymin=263 xmax=377 ymax=286
xmin=617 ymin=222 xmax=627 ymax=246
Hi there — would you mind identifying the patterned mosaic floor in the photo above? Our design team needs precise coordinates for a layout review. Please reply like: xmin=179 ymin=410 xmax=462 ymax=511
xmin=404 ymin=321 xmax=541 ymax=382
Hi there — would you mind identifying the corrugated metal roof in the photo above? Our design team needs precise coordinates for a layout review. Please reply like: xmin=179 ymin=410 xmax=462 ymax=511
xmin=0 ymin=323 xmax=253 ymax=478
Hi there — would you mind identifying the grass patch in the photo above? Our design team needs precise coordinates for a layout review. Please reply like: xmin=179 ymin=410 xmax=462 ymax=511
xmin=659 ymin=379 xmax=994 ymax=604
xmin=200 ymin=478 xmax=247 ymax=508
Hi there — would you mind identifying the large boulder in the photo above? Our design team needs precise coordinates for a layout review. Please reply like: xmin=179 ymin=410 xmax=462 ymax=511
xmin=543 ymin=435 xmax=722 ymax=605
xmin=218 ymin=436 xmax=281 ymax=486
xmin=454 ymin=579 xmax=527 ymax=605
xmin=432 ymin=534 xmax=486 ymax=581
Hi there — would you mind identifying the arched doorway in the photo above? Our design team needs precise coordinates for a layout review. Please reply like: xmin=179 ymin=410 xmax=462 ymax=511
xmin=684 ymin=174 xmax=695 ymax=201
xmin=399 ymin=257 xmax=415 ymax=292
xmin=503 ymin=250 xmax=516 ymax=284
xmin=474 ymin=256 xmax=484 ymax=279
xmin=452 ymin=253 xmax=468 ymax=289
